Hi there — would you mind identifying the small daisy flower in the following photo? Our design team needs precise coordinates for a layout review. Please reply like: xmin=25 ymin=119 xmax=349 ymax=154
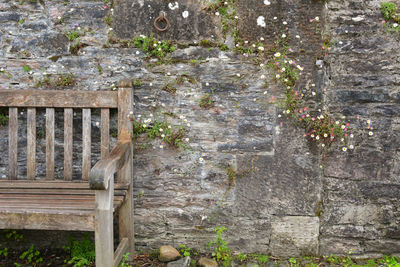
xmin=215 ymin=12 xmax=220 ymax=16
xmin=261 ymin=75 xmax=265 ymax=79
xmin=236 ymin=73 xmax=241 ymax=77
xmin=349 ymin=145 xmax=354 ymax=149
xmin=324 ymin=133 xmax=328 ymax=138
xmin=369 ymin=131 xmax=373 ymax=136
xmin=199 ymin=157 xmax=204 ymax=162
xmin=274 ymin=52 xmax=281 ymax=57
xmin=160 ymin=145 xmax=164 ymax=149
xmin=350 ymin=134 xmax=354 ymax=138
xmin=282 ymin=34 xmax=286 ymax=38
xmin=316 ymin=136 xmax=320 ymax=140
xmin=185 ymin=138 xmax=189 ymax=142
xmin=283 ymin=21 xmax=287 ymax=25
xmin=161 ymin=134 xmax=165 ymax=138
xmin=342 ymin=147 xmax=347 ymax=152
xmin=159 ymin=128 xmax=163 ymax=132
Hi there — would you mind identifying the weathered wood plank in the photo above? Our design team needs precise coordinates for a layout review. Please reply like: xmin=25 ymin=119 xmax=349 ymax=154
xmin=0 ymin=188 xmax=127 ymax=196
xmin=82 ymin=109 xmax=91 ymax=180
xmin=117 ymin=87 xmax=134 ymax=257
xmin=101 ymin=109 xmax=110 ymax=159
xmin=0 ymin=211 xmax=95 ymax=231
xmin=46 ymin=108 xmax=55 ymax=179
xmin=8 ymin=108 xmax=18 ymax=180
xmin=0 ymin=181 xmax=128 ymax=190
xmin=27 ymin=108 xmax=36 ymax=179
xmin=114 ymin=238 xmax=129 ymax=267
xmin=64 ymin=108 xmax=73 ymax=180
xmin=0 ymin=90 xmax=118 ymax=108
xmin=95 ymin=177 xmax=114 ymax=267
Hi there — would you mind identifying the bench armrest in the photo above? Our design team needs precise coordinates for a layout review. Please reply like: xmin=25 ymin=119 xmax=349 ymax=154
xmin=89 ymin=129 xmax=132 ymax=190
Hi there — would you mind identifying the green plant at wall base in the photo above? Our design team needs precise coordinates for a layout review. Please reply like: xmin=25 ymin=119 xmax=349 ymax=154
xmin=4 ymin=229 xmax=24 ymax=241
xmin=0 ymin=245 xmax=8 ymax=258
xmin=63 ymin=233 xmax=95 ymax=267
xmin=252 ymin=254 xmax=269 ymax=264
xmin=237 ymin=253 xmax=247 ymax=262
xmin=179 ymin=244 xmax=193 ymax=257
xmin=118 ymin=253 xmax=132 ymax=267
xmin=207 ymin=226 xmax=231 ymax=266
xmin=19 ymin=245 xmax=43 ymax=265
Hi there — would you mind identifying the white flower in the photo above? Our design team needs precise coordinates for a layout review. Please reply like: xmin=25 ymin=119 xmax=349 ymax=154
xmin=244 ymin=40 xmax=248 ymax=44
xmin=311 ymin=83 xmax=315 ymax=87
xmin=321 ymin=144 xmax=325 ymax=147
xmin=260 ymin=75 xmax=265 ymax=79
xmin=185 ymin=138 xmax=189 ymax=142
xmin=315 ymin=16 xmax=319 ymax=21
xmin=260 ymin=37 xmax=264 ymax=41
xmin=312 ymin=91 xmax=316 ymax=96
xmin=0 ymin=68 xmax=4 ymax=72
xmin=273 ymin=17 xmax=277 ymax=20
xmin=276 ymin=74 xmax=280 ymax=79
xmin=369 ymin=131 xmax=373 ymax=136
xmin=342 ymin=147 xmax=347 ymax=152
xmin=199 ymin=157 xmax=204 ymax=162
xmin=274 ymin=52 xmax=281 ymax=57
xmin=296 ymin=65 xmax=303 ymax=70
xmin=57 ymin=16 xmax=62 ymax=20
xmin=143 ymin=124 xmax=147 ymax=128
xmin=295 ymin=35 xmax=300 ymax=39
xmin=367 ymin=119 xmax=371 ymax=124
xmin=160 ymin=145 xmax=164 ymax=149
xmin=149 ymin=83 xmax=153 ymax=86
xmin=138 ymin=115 xmax=141 ymax=118
xmin=260 ymin=63 xmax=264 ymax=67
xmin=168 ymin=125 xmax=172 ymax=129
xmin=187 ymin=123 xmax=190 ymax=127
xmin=283 ymin=21 xmax=287 ymax=25
xmin=129 ymin=111 xmax=133 ymax=115
xmin=393 ymin=23 xmax=399 ymax=27
xmin=159 ymin=128 xmax=163 ymax=132
xmin=236 ymin=73 xmax=241 ymax=77
xmin=316 ymin=136 xmax=320 ymax=140
xmin=311 ymin=134 xmax=315 ymax=138
xmin=335 ymin=121 xmax=340 ymax=125
xmin=281 ymin=67 xmax=285 ymax=71
xmin=258 ymin=46 xmax=264 ymax=51
xmin=153 ymin=43 xmax=157 ymax=47
xmin=324 ymin=133 xmax=328 ymax=138
xmin=252 ymin=44 xmax=256 ymax=48
xmin=161 ymin=134 xmax=165 ymax=138
xmin=234 ymin=16 xmax=239 ymax=19
xmin=136 ymin=51 xmax=140 ymax=55
xmin=167 ymin=72 xmax=171 ymax=76
xmin=350 ymin=134 xmax=354 ymax=138
xmin=215 ymin=12 xmax=220 ymax=16
xmin=349 ymin=145 xmax=354 ymax=149
xmin=282 ymin=34 xmax=286 ymax=38
xmin=286 ymin=110 xmax=290 ymax=114
xmin=263 ymin=91 xmax=268 ymax=95
xmin=205 ymin=82 xmax=209 ymax=86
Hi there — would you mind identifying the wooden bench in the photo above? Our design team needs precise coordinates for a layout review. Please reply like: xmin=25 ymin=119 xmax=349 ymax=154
xmin=0 ymin=86 xmax=134 ymax=267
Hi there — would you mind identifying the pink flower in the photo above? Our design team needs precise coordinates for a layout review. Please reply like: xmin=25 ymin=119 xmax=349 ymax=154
xmin=310 ymin=19 xmax=314 ymax=23
xmin=382 ymin=20 xmax=386 ymax=24
xmin=295 ymin=91 xmax=298 ymax=96
xmin=357 ymin=115 xmax=360 ymax=119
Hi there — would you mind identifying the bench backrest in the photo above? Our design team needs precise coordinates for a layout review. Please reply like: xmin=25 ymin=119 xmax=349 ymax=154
xmin=0 ymin=88 xmax=133 ymax=181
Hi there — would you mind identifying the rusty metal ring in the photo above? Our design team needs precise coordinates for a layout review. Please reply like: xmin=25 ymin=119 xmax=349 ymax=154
xmin=154 ymin=12 xmax=170 ymax=32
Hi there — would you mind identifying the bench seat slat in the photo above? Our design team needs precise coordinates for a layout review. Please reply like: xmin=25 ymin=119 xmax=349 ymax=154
xmin=0 ymin=181 xmax=129 ymax=190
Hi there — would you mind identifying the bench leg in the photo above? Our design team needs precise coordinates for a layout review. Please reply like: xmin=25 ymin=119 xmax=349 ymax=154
xmin=118 ymin=162 xmax=134 ymax=261
xmin=95 ymin=178 xmax=114 ymax=267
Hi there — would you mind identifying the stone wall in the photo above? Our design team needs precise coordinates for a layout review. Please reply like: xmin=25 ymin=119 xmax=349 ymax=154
xmin=0 ymin=0 xmax=399 ymax=257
